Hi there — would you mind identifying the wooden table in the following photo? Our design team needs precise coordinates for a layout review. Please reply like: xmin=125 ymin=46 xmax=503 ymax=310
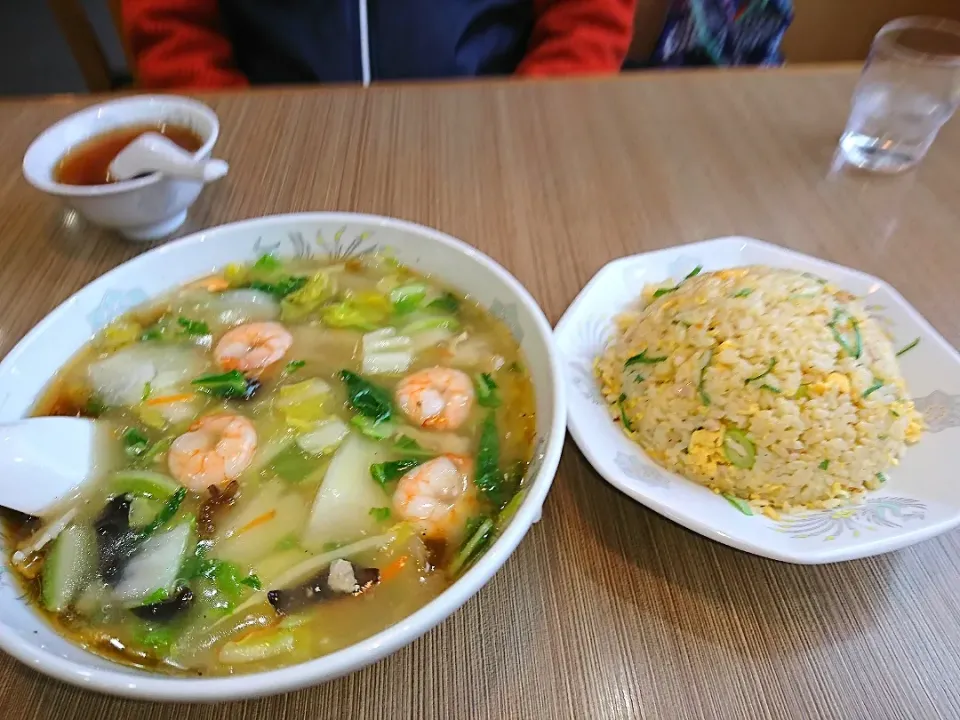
xmin=1 ymin=67 xmax=959 ymax=719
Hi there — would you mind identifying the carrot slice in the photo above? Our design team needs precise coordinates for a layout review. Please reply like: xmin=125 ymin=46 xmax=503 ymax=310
xmin=145 ymin=392 xmax=195 ymax=406
xmin=236 ymin=509 xmax=277 ymax=536
xmin=190 ymin=275 xmax=230 ymax=292
xmin=379 ymin=555 xmax=408 ymax=583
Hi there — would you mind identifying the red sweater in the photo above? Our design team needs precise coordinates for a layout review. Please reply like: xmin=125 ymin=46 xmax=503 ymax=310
xmin=123 ymin=0 xmax=637 ymax=89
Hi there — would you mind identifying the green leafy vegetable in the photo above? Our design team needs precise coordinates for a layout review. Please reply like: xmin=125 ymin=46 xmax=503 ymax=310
xmin=722 ymin=428 xmax=756 ymax=470
xmin=369 ymin=507 xmax=391 ymax=522
xmin=896 ymin=338 xmax=920 ymax=357
xmin=280 ymin=272 xmax=335 ymax=322
xmin=862 ymin=379 xmax=884 ymax=398
xmin=141 ymin=437 xmax=174 ymax=465
xmin=351 ymin=414 xmax=396 ymax=440
xmin=475 ymin=373 xmax=501 ymax=408
xmin=618 ymin=393 xmax=634 ymax=432
xmin=140 ymin=325 xmax=164 ymax=341
xmin=191 ymin=370 xmax=251 ymax=399
xmin=177 ymin=316 xmax=210 ymax=337
xmin=733 ymin=289 xmax=753 ymax=298
xmin=252 ymin=253 xmax=281 ymax=272
xmin=393 ymin=435 xmax=436 ymax=458
xmin=84 ymin=396 xmax=107 ymax=417
xmin=139 ymin=487 xmax=187 ymax=541
xmin=141 ymin=382 xmax=151 ymax=402
xmin=722 ymin=494 xmax=754 ymax=516
xmin=134 ymin=625 xmax=177 ymax=652
xmin=339 ymin=370 xmax=393 ymax=424
xmin=448 ymin=517 xmax=494 ymax=577
xmin=828 ymin=308 xmax=862 ymax=359
xmin=284 ymin=360 xmax=305 ymax=375
xmin=698 ymin=349 xmax=713 ymax=406
xmin=276 ymin=379 xmax=329 ymax=429
xmin=427 ymin=292 xmax=460 ymax=313
xmin=248 ymin=276 xmax=308 ymax=299
xmin=240 ymin=574 xmax=262 ymax=590
xmin=745 ymin=358 xmax=777 ymax=385
xmin=123 ymin=428 xmax=150 ymax=459
xmin=390 ymin=284 xmax=428 ymax=315
xmin=399 ymin=315 xmax=460 ymax=335
xmin=141 ymin=587 xmax=169 ymax=606
xmin=370 ymin=459 xmax=423 ymax=487
xmin=474 ymin=412 xmax=506 ymax=505
xmin=818 ymin=459 xmax=830 ymax=470
xmin=624 ymin=350 xmax=668 ymax=367
xmin=269 ymin=445 xmax=318 ymax=483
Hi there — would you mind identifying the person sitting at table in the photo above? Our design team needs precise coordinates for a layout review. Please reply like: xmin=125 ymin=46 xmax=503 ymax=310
xmin=121 ymin=0 xmax=638 ymax=89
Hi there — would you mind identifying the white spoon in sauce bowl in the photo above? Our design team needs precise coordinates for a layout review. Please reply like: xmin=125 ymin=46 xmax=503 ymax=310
xmin=0 ymin=417 xmax=110 ymax=517
xmin=108 ymin=132 xmax=229 ymax=184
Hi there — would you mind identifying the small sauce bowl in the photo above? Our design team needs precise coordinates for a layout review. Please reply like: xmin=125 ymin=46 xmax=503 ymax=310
xmin=22 ymin=95 xmax=220 ymax=242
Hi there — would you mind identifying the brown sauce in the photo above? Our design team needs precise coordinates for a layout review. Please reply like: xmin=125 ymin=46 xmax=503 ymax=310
xmin=54 ymin=122 xmax=205 ymax=186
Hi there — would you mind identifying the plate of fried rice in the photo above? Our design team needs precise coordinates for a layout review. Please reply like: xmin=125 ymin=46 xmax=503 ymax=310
xmin=556 ymin=237 xmax=960 ymax=563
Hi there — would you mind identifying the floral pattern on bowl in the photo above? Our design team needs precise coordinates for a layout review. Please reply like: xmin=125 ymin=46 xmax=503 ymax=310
xmin=555 ymin=236 xmax=960 ymax=564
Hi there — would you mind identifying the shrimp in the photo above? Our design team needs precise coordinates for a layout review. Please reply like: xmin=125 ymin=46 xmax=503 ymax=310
xmin=395 ymin=367 xmax=474 ymax=430
xmin=393 ymin=455 xmax=479 ymax=540
xmin=214 ymin=321 xmax=292 ymax=375
xmin=168 ymin=414 xmax=258 ymax=492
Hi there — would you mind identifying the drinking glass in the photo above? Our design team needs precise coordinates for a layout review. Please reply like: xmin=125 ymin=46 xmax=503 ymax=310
xmin=839 ymin=16 xmax=960 ymax=173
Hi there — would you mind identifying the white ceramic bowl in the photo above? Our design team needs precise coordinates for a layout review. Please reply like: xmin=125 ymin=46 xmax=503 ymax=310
xmin=557 ymin=236 xmax=960 ymax=564
xmin=0 ymin=213 xmax=566 ymax=700
xmin=22 ymin=95 xmax=220 ymax=242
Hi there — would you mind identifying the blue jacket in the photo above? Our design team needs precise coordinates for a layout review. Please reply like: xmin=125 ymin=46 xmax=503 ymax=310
xmin=219 ymin=0 xmax=535 ymax=84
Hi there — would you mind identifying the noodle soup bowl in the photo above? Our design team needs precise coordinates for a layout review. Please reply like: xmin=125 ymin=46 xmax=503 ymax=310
xmin=0 ymin=213 xmax=566 ymax=701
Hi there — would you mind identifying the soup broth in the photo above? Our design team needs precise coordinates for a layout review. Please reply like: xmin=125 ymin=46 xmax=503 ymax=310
xmin=54 ymin=122 xmax=205 ymax=186
xmin=3 ymin=252 xmax=536 ymax=676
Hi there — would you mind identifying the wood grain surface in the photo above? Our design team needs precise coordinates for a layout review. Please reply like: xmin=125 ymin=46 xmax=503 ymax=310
xmin=1 ymin=68 xmax=960 ymax=719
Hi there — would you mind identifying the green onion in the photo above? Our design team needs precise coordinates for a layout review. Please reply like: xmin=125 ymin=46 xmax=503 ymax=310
xmin=698 ymin=349 xmax=713 ymax=406
xmin=744 ymin=358 xmax=777 ymax=385
xmin=141 ymin=382 xmax=152 ymax=402
xmin=618 ymin=393 xmax=634 ymax=431
xmin=624 ymin=350 xmax=668 ymax=367
xmin=370 ymin=459 xmax=423 ymax=488
xmin=369 ymin=507 xmax=391 ymax=522
xmin=828 ymin=309 xmax=862 ymax=359
xmin=722 ymin=494 xmax=754 ymax=516
xmin=652 ymin=266 xmax=702 ymax=299
xmin=896 ymin=338 xmax=920 ymax=357
xmin=732 ymin=289 xmax=753 ymax=298
xmin=760 ymin=384 xmax=781 ymax=394
xmin=862 ymin=379 xmax=884 ymax=398
xmin=141 ymin=436 xmax=173 ymax=465
xmin=722 ymin=428 xmax=756 ymax=470
xmin=475 ymin=373 xmax=501 ymax=408
xmin=876 ymin=472 xmax=888 ymax=484
xmin=123 ymin=428 xmax=150 ymax=458
xmin=818 ymin=459 xmax=830 ymax=470
xmin=191 ymin=370 xmax=251 ymax=399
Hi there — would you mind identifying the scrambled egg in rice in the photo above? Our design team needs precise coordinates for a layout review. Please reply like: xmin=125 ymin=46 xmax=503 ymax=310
xmin=596 ymin=266 xmax=923 ymax=512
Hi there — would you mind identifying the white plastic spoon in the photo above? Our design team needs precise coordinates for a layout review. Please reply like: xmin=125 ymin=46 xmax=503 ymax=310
xmin=108 ymin=132 xmax=229 ymax=183
xmin=0 ymin=417 xmax=109 ymax=517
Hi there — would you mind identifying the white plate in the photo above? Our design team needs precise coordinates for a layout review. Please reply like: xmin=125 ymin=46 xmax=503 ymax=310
xmin=555 ymin=236 xmax=960 ymax=564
